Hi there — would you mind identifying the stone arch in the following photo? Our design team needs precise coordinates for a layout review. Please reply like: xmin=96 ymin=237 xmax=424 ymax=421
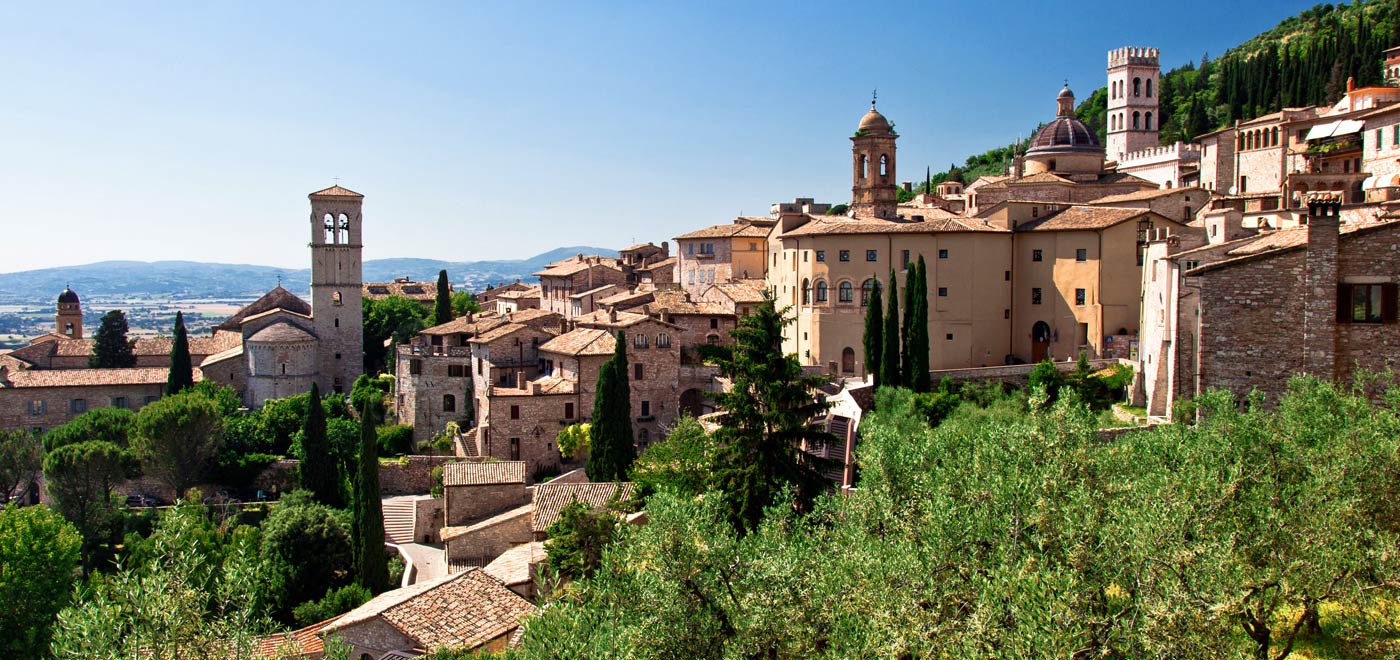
xmin=1133 ymin=77 xmax=1141 ymax=97
xmin=443 ymin=394 xmax=456 ymax=412
xmin=323 ymin=213 xmax=336 ymax=243
xmin=1132 ymin=111 xmax=1140 ymax=130
xmin=1031 ymin=321 xmax=1052 ymax=362
xmin=1146 ymin=78 xmax=1153 ymax=97
xmin=680 ymin=388 xmax=710 ymax=417
xmin=839 ymin=280 xmax=854 ymax=303
xmin=861 ymin=278 xmax=876 ymax=306
xmin=801 ymin=278 xmax=811 ymax=304
xmin=1145 ymin=111 xmax=1152 ymax=130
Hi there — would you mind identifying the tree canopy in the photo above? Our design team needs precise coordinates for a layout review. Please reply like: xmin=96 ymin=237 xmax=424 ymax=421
xmin=588 ymin=332 xmax=635 ymax=482
xmin=165 ymin=311 xmax=194 ymax=395
xmin=88 ymin=310 xmax=136 ymax=368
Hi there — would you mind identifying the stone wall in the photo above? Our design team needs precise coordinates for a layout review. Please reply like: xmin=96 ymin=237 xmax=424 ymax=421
xmin=926 ymin=358 xmax=1121 ymax=386
xmin=445 ymin=482 xmax=529 ymax=527
xmin=329 ymin=618 xmax=416 ymax=660
xmin=0 ymin=381 xmax=165 ymax=433
xmin=444 ymin=505 xmax=532 ymax=565
xmin=414 ymin=496 xmax=443 ymax=544
xmin=379 ymin=455 xmax=472 ymax=496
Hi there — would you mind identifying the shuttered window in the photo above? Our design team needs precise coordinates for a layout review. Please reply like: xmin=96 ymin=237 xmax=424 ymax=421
xmin=1338 ymin=283 xmax=1398 ymax=323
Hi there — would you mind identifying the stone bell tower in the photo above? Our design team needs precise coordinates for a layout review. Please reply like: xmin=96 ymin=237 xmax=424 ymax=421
xmin=850 ymin=99 xmax=899 ymax=219
xmin=1106 ymin=46 xmax=1161 ymax=161
xmin=308 ymin=185 xmax=365 ymax=394
xmin=56 ymin=286 xmax=82 ymax=339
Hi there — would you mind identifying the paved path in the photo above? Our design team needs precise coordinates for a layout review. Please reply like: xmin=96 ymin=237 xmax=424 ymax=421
xmin=398 ymin=542 xmax=447 ymax=584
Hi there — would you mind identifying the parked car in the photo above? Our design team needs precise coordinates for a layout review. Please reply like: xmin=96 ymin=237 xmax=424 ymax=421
xmin=124 ymin=494 xmax=157 ymax=508
xmin=202 ymin=491 xmax=242 ymax=507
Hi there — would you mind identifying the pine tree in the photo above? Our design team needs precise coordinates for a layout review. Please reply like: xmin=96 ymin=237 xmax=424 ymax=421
xmin=900 ymin=262 xmax=916 ymax=387
xmin=708 ymin=298 xmax=835 ymax=532
xmin=89 ymin=310 xmax=136 ymax=368
xmin=299 ymin=382 xmax=342 ymax=508
xmin=910 ymin=257 xmax=932 ymax=393
xmin=587 ymin=331 xmax=635 ymax=481
xmin=164 ymin=312 xmax=193 ymax=396
xmin=433 ymin=269 xmax=453 ymax=327
xmin=862 ymin=277 xmax=883 ymax=384
xmin=353 ymin=398 xmax=389 ymax=593
xmin=881 ymin=270 xmax=901 ymax=387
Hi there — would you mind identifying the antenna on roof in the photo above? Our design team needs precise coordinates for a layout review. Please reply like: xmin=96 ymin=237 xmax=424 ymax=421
xmin=332 ymin=176 xmax=340 ymax=185
xmin=872 ymin=88 xmax=877 ymax=108
xmin=277 ymin=274 xmax=282 ymax=287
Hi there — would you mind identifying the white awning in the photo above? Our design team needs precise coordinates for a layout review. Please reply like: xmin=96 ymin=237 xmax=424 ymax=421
xmin=1363 ymin=175 xmax=1379 ymax=190
xmin=1305 ymin=119 xmax=1365 ymax=141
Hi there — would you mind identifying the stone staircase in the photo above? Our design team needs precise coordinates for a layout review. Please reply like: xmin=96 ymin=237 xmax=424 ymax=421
xmin=455 ymin=429 xmax=479 ymax=458
xmin=383 ymin=498 xmax=418 ymax=544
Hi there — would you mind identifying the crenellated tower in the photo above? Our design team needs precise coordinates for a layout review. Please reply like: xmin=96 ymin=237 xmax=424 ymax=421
xmin=1106 ymin=46 xmax=1161 ymax=161
xmin=850 ymin=101 xmax=899 ymax=219
xmin=308 ymin=185 xmax=365 ymax=394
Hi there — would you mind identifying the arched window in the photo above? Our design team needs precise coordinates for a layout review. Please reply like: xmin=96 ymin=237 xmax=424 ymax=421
xmin=1272 ymin=127 xmax=1280 ymax=146
xmin=1144 ymin=111 xmax=1152 ymax=130
xmin=323 ymin=213 xmax=336 ymax=243
xmin=815 ymin=280 xmax=828 ymax=303
xmin=879 ymin=154 xmax=889 ymax=177
xmin=861 ymin=155 xmax=869 ymax=179
xmin=332 ymin=291 xmax=342 ymax=306
xmin=1133 ymin=111 xmax=1140 ymax=130
xmin=839 ymin=281 xmax=854 ymax=303
xmin=657 ymin=333 xmax=671 ymax=348
xmin=443 ymin=394 xmax=456 ymax=412
xmin=861 ymin=279 xmax=876 ymax=306
xmin=1146 ymin=78 xmax=1153 ymax=97
xmin=801 ymin=279 xmax=811 ymax=304
xmin=1133 ymin=77 xmax=1141 ymax=97
xmin=841 ymin=347 xmax=855 ymax=374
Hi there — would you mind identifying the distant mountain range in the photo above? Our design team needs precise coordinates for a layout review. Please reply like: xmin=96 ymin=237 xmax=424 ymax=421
xmin=0 ymin=246 xmax=618 ymax=301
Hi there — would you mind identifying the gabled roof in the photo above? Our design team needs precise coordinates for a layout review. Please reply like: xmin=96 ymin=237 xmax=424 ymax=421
xmin=0 ymin=366 xmax=201 ymax=388
xmin=675 ymin=222 xmax=771 ymax=240
xmin=483 ymin=542 xmax=546 ymax=588
xmin=706 ymin=280 xmax=768 ymax=304
xmin=443 ymin=461 xmax=527 ymax=487
xmin=254 ymin=614 xmax=344 ymax=659
xmin=217 ymin=286 xmax=312 ymax=331
xmin=322 ymin=568 xmax=535 ymax=653
xmin=308 ymin=185 xmax=364 ymax=198
xmin=636 ymin=256 xmax=677 ymax=272
xmin=1186 ymin=219 xmax=1400 ymax=275
xmin=1088 ymin=186 xmax=1202 ymax=204
xmin=537 ymin=328 xmax=615 ymax=356
xmin=1014 ymin=206 xmax=1155 ymax=232
xmin=248 ymin=321 xmax=317 ymax=343
xmin=363 ymin=280 xmax=438 ymax=301
xmin=531 ymin=482 xmax=635 ymax=533
xmin=534 ymin=257 xmax=623 ymax=278
xmin=646 ymin=289 xmax=731 ymax=315
xmin=782 ymin=214 xmax=1006 ymax=237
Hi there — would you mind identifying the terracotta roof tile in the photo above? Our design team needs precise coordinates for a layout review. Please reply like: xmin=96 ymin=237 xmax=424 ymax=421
xmin=706 ymin=280 xmax=768 ymax=304
xmin=254 ymin=614 xmax=343 ymax=658
xmin=363 ymin=280 xmax=439 ymax=301
xmin=0 ymin=367 xmax=201 ymax=388
xmin=248 ymin=322 xmax=317 ymax=343
xmin=534 ymin=257 xmax=624 ymax=278
xmin=538 ymin=328 xmax=615 ymax=356
xmin=308 ymin=185 xmax=364 ymax=198
xmin=1014 ymin=206 xmax=1148 ymax=232
xmin=675 ymin=222 xmax=771 ymax=240
xmin=217 ymin=286 xmax=312 ymax=331
xmin=646 ymin=289 xmax=731 ymax=315
xmin=1088 ymin=186 xmax=1203 ymax=204
xmin=531 ymin=482 xmax=635 ymax=533
xmin=325 ymin=568 xmax=535 ymax=653
xmin=483 ymin=542 xmax=546 ymax=587
xmin=443 ymin=461 xmax=527 ymax=487
xmin=636 ymin=256 xmax=677 ymax=272
xmin=784 ymin=214 xmax=1006 ymax=237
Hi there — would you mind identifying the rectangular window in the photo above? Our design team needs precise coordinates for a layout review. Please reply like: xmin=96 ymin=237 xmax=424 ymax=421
xmin=28 ymin=400 xmax=45 ymax=416
xmin=938 ymin=249 xmax=948 ymax=259
xmin=938 ymin=287 xmax=948 ymax=297
xmin=634 ymin=363 xmax=644 ymax=380
xmin=901 ymin=250 xmax=910 ymax=268
xmin=1004 ymin=270 xmax=1011 ymax=281
xmin=815 ymin=250 xmax=825 ymax=262
xmin=1341 ymin=283 xmax=1396 ymax=323
xmin=866 ymin=250 xmax=877 ymax=262
xmin=945 ymin=333 xmax=953 ymax=341
xmin=410 ymin=359 xmax=422 ymax=375
xmin=1032 ymin=249 xmax=1043 ymax=262
xmin=510 ymin=405 xmax=520 ymax=420
xmin=710 ymin=318 xmax=719 ymax=329
xmin=143 ymin=396 xmax=158 ymax=405
xmin=1004 ymin=309 xmax=1011 ymax=319
xmin=1076 ymin=248 xmax=1087 ymax=262
xmin=1393 ymin=125 xmax=1399 ymax=146
xmin=1032 ymin=288 xmax=1042 ymax=305
xmin=1239 ymin=176 xmax=1248 ymax=193
xmin=839 ymin=250 xmax=850 ymax=262
xmin=1075 ymin=288 xmax=1086 ymax=305
xmin=510 ymin=438 xmax=520 ymax=461
xmin=1378 ymin=129 xmax=1384 ymax=150
xmin=565 ymin=402 xmax=574 ymax=419
xmin=641 ymin=401 xmax=651 ymax=417
xmin=112 ymin=397 xmax=128 ymax=409
xmin=70 ymin=398 xmax=87 ymax=414
xmin=448 ymin=364 xmax=464 ymax=377
xmin=803 ymin=251 xmax=808 ymax=262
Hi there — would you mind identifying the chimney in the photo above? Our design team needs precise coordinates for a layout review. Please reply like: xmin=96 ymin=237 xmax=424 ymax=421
xmin=1303 ymin=193 xmax=1342 ymax=380
xmin=516 ymin=371 xmax=526 ymax=390
xmin=608 ymin=307 xmax=618 ymax=323
xmin=660 ymin=309 xmax=671 ymax=324
xmin=901 ymin=181 xmax=913 ymax=192
xmin=466 ymin=312 xmax=474 ymax=323
xmin=1347 ymin=76 xmax=1356 ymax=93
xmin=529 ymin=381 xmax=541 ymax=395
xmin=0 ymin=366 xmax=9 ymax=387
xmin=660 ymin=241 xmax=669 ymax=256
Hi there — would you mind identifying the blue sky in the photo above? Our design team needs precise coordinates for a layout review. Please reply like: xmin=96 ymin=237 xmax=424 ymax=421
xmin=0 ymin=0 xmax=1321 ymax=273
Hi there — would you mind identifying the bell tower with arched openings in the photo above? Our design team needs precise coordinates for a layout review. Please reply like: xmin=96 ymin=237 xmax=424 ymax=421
xmin=850 ymin=98 xmax=899 ymax=219
xmin=308 ymin=184 xmax=365 ymax=394
xmin=1106 ymin=46 xmax=1161 ymax=162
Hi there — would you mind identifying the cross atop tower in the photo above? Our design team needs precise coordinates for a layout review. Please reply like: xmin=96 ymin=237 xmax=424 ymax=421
xmin=872 ymin=88 xmax=877 ymax=109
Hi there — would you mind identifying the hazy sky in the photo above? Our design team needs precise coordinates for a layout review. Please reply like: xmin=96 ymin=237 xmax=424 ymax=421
xmin=0 ymin=1 xmax=1318 ymax=273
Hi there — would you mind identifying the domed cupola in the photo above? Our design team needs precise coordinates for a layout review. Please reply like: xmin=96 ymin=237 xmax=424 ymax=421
xmin=58 ymin=287 xmax=80 ymax=304
xmin=1024 ymin=85 xmax=1105 ymax=175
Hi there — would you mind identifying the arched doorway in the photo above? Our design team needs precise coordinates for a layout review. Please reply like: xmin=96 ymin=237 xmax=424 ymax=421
xmin=841 ymin=347 xmax=855 ymax=374
xmin=1031 ymin=321 xmax=1052 ymax=362
xmin=680 ymin=389 xmax=710 ymax=418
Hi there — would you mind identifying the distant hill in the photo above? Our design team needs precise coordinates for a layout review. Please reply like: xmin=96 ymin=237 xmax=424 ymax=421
xmin=0 ymin=246 xmax=618 ymax=302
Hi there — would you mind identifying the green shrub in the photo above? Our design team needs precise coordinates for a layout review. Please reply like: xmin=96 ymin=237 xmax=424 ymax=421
xmin=1027 ymin=359 xmax=1064 ymax=402
xmin=291 ymin=583 xmax=371 ymax=627
xmin=209 ymin=451 xmax=279 ymax=488
xmin=376 ymin=425 xmax=414 ymax=457
xmin=430 ymin=466 xmax=444 ymax=498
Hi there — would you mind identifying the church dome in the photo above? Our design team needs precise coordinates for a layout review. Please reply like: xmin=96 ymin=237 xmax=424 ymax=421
xmin=1027 ymin=117 xmax=1102 ymax=154
xmin=857 ymin=105 xmax=891 ymax=134
xmin=58 ymin=287 xmax=79 ymax=304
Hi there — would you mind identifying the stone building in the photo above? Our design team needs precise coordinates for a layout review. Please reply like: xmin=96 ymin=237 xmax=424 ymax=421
xmin=1086 ymin=187 xmax=1208 ymax=225
xmin=700 ymin=279 xmax=768 ymax=315
xmin=443 ymin=461 xmax=528 ymax=527
xmin=394 ymin=313 xmax=486 ymax=442
xmin=1106 ymin=47 xmax=1161 ymax=162
xmin=0 ymin=366 xmax=190 ymax=434
xmin=1138 ymin=195 xmax=1400 ymax=413
xmin=673 ymin=217 xmax=774 ymax=296
xmin=55 ymin=287 xmax=82 ymax=339
xmin=493 ymin=286 xmax=541 ymax=315
xmin=363 ymin=276 xmax=444 ymax=311
xmin=534 ymin=255 xmax=628 ymax=318
xmin=477 ymin=281 xmax=534 ymax=307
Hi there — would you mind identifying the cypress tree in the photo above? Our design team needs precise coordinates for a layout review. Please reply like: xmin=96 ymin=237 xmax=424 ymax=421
xmin=433 ymin=269 xmax=453 ymax=326
xmin=862 ymin=277 xmax=883 ymax=384
xmin=881 ymin=270 xmax=901 ymax=388
xmin=900 ymin=262 xmax=916 ymax=387
xmin=89 ymin=310 xmax=136 ymax=368
xmin=910 ymin=257 xmax=932 ymax=393
xmin=299 ymin=382 xmax=342 ymax=508
xmin=586 ymin=331 xmax=635 ymax=481
xmin=353 ymin=398 xmax=389 ymax=593
xmin=164 ymin=311 xmax=193 ymax=395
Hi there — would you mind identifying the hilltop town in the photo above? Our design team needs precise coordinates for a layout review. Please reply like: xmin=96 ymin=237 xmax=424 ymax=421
xmin=7 ymin=7 xmax=1400 ymax=659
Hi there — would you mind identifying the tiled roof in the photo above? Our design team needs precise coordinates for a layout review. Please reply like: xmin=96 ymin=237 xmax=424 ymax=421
xmin=783 ymin=214 xmax=1006 ymax=237
xmin=1014 ymin=206 xmax=1148 ymax=232
xmin=21 ymin=332 xmax=241 ymax=359
xmin=531 ymin=482 xmax=635 ymax=533
xmin=253 ymin=614 xmax=343 ymax=658
xmin=324 ymin=568 xmax=535 ymax=652
xmin=675 ymin=222 xmax=771 ymax=240
xmin=248 ymin=322 xmax=317 ymax=343
xmin=0 ymin=367 xmax=200 ymax=388
xmin=443 ymin=461 xmax=527 ymax=487
xmin=1089 ymin=186 xmax=1202 ymax=204
xmin=1185 ymin=219 xmax=1400 ymax=275
xmin=217 ymin=286 xmax=312 ymax=331
xmin=537 ymin=328 xmax=615 ymax=356
xmin=308 ymin=185 xmax=364 ymax=198
xmin=596 ymin=290 xmax=655 ymax=308
xmin=496 ymin=287 xmax=540 ymax=299
xmin=570 ymin=284 xmax=617 ymax=299
xmin=636 ymin=256 xmax=677 ymax=272
xmin=471 ymin=323 xmax=530 ymax=345
xmin=363 ymin=280 xmax=438 ymax=301
xmin=707 ymin=280 xmax=768 ymax=304
xmin=200 ymin=344 xmax=244 ymax=367
xmin=620 ymin=242 xmax=663 ymax=253
xmin=646 ymin=289 xmax=731 ymax=315
xmin=441 ymin=504 xmax=533 ymax=542
xmin=419 ymin=313 xmax=499 ymax=337
xmin=534 ymin=257 xmax=623 ymax=278
xmin=483 ymin=541 xmax=546 ymax=587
